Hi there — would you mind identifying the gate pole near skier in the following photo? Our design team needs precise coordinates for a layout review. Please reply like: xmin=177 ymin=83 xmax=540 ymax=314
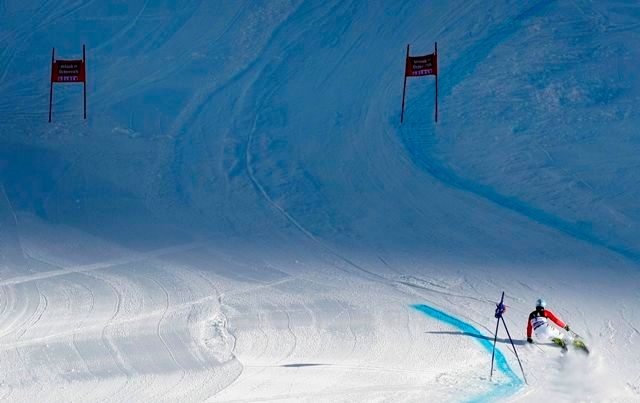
xmin=490 ymin=291 xmax=504 ymax=381
xmin=490 ymin=291 xmax=528 ymax=385
xmin=500 ymin=315 xmax=527 ymax=385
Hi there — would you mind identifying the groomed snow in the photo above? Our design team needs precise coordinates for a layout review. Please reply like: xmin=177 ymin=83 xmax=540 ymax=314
xmin=1 ymin=1 xmax=640 ymax=401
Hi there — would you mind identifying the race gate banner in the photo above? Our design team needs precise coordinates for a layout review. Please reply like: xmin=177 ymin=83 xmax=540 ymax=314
xmin=405 ymin=53 xmax=437 ymax=77
xmin=49 ymin=45 xmax=87 ymax=122
xmin=400 ymin=42 xmax=438 ymax=123
xmin=51 ymin=59 xmax=85 ymax=83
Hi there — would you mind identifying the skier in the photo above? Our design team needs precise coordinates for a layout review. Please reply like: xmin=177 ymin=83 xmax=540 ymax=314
xmin=526 ymin=298 xmax=570 ymax=348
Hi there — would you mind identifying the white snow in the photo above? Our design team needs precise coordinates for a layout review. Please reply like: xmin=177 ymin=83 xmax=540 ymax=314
xmin=1 ymin=1 xmax=640 ymax=401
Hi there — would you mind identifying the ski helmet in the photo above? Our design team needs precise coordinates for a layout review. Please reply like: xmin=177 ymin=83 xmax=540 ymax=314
xmin=535 ymin=298 xmax=547 ymax=309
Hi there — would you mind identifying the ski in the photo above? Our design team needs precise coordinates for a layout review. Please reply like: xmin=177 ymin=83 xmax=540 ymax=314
xmin=571 ymin=336 xmax=590 ymax=354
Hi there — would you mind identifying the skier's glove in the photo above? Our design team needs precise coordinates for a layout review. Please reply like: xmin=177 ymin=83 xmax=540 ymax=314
xmin=564 ymin=324 xmax=570 ymax=331
xmin=527 ymin=337 xmax=533 ymax=343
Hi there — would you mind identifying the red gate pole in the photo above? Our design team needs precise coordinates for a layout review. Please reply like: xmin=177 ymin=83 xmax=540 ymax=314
xmin=49 ymin=47 xmax=55 ymax=123
xmin=435 ymin=42 xmax=438 ymax=123
xmin=83 ymin=44 xmax=87 ymax=119
xmin=400 ymin=44 xmax=409 ymax=124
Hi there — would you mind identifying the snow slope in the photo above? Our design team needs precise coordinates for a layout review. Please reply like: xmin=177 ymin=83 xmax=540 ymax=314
xmin=1 ymin=0 xmax=640 ymax=401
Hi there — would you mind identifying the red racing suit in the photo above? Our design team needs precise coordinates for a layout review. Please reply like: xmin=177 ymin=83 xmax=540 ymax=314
xmin=527 ymin=308 xmax=566 ymax=338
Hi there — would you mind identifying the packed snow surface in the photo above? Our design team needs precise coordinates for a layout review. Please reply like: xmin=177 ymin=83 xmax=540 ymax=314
xmin=1 ymin=1 xmax=640 ymax=401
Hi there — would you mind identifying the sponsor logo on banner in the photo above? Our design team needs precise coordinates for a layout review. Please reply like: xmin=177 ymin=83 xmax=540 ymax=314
xmin=51 ymin=59 xmax=85 ymax=83
xmin=405 ymin=54 xmax=437 ymax=77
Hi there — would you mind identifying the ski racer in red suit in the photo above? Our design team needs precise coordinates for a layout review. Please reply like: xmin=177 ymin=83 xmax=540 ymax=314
xmin=527 ymin=298 xmax=570 ymax=348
